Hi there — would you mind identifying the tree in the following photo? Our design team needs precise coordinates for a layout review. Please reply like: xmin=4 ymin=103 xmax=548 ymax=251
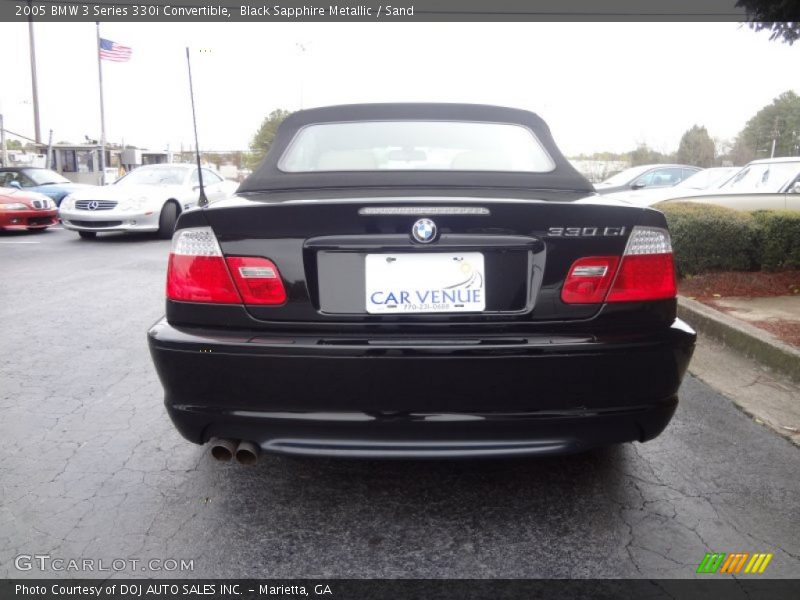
xmin=628 ymin=144 xmax=671 ymax=166
xmin=6 ymin=139 xmax=23 ymax=150
xmin=676 ymin=125 xmax=716 ymax=167
xmin=736 ymin=1 xmax=800 ymax=45
xmin=571 ymin=150 xmax=628 ymax=162
xmin=731 ymin=91 xmax=800 ymax=162
xmin=248 ymin=109 xmax=291 ymax=168
xmin=713 ymin=137 xmax=735 ymax=166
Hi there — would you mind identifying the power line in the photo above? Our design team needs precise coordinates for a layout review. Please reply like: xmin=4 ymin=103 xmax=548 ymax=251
xmin=1 ymin=127 xmax=39 ymax=144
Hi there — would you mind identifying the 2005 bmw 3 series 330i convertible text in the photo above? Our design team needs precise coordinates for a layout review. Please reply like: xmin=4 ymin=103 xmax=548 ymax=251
xmin=147 ymin=103 xmax=696 ymax=462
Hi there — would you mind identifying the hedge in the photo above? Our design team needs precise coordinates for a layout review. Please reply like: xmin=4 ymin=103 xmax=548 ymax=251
xmin=751 ymin=210 xmax=800 ymax=271
xmin=657 ymin=202 xmax=761 ymax=276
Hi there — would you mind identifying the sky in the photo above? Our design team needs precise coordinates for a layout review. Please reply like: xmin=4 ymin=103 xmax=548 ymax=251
xmin=0 ymin=21 xmax=797 ymax=156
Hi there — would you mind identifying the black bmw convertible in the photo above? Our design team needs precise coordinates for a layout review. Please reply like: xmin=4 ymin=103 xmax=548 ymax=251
xmin=148 ymin=103 xmax=696 ymax=462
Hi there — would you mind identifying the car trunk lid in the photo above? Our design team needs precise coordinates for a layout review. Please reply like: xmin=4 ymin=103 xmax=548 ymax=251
xmin=197 ymin=194 xmax=660 ymax=325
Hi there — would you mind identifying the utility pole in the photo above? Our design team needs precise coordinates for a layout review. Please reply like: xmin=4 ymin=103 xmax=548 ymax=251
xmin=46 ymin=129 xmax=54 ymax=169
xmin=770 ymin=115 xmax=779 ymax=159
xmin=27 ymin=0 xmax=41 ymax=144
xmin=0 ymin=113 xmax=8 ymax=167
xmin=296 ymin=42 xmax=310 ymax=109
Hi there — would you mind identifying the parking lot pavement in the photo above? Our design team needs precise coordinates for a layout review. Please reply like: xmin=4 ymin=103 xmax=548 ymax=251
xmin=1 ymin=227 xmax=799 ymax=579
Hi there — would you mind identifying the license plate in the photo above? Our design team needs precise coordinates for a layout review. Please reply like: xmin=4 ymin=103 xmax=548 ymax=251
xmin=365 ymin=252 xmax=485 ymax=314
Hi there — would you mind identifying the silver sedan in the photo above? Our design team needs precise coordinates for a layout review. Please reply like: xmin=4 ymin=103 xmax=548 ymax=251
xmin=59 ymin=164 xmax=238 ymax=239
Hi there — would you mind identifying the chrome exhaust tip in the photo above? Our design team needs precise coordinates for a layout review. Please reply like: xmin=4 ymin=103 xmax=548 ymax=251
xmin=209 ymin=438 xmax=237 ymax=461
xmin=235 ymin=440 xmax=260 ymax=465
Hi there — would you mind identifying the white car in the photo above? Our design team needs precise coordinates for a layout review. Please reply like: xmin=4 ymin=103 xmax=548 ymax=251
xmin=603 ymin=167 xmax=740 ymax=207
xmin=59 ymin=163 xmax=238 ymax=239
xmin=663 ymin=157 xmax=800 ymax=211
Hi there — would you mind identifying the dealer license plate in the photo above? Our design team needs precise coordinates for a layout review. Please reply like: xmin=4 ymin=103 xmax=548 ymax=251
xmin=365 ymin=252 xmax=485 ymax=314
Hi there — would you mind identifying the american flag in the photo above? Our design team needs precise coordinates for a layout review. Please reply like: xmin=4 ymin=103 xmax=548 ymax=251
xmin=99 ymin=38 xmax=132 ymax=62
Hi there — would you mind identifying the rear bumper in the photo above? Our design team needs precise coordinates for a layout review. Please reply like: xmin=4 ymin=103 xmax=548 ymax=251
xmin=147 ymin=319 xmax=695 ymax=458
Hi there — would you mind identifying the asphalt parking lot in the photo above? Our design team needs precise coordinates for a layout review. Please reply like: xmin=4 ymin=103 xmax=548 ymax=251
xmin=1 ymin=226 xmax=799 ymax=579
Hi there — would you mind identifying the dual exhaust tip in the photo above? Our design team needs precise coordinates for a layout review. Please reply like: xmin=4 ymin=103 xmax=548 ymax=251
xmin=209 ymin=438 xmax=260 ymax=465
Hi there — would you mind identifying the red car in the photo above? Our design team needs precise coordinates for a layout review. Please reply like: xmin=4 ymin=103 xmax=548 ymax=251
xmin=0 ymin=186 xmax=59 ymax=231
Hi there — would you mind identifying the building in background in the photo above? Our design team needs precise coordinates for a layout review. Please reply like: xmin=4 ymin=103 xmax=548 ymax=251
xmin=31 ymin=143 xmax=169 ymax=184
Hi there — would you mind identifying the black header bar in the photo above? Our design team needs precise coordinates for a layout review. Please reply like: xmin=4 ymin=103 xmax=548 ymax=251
xmin=1 ymin=0 xmax=754 ymax=23
xmin=4 ymin=579 xmax=800 ymax=600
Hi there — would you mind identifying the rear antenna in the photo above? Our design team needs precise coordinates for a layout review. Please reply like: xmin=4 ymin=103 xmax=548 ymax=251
xmin=186 ymin=46 xmax=208 ymax=207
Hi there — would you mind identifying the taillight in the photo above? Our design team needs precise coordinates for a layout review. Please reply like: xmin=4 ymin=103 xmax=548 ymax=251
xmin=606 ymin=227 xmax=676 ymax=302
xmin=226 ymin=256 xmax=287 ymax=305
xmin=166 ymin=227 xmax=286 ymax=305
xmin=167 ymin=227 xmax=240 ymax=303
xmin=561 ymin=226 xmax=676 ymax=304
xmin=561 ymin=256 xmax=620 ymax=304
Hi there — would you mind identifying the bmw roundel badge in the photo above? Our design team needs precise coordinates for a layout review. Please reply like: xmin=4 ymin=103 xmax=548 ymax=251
xmin=411 ymin=218 xmax=437 ymax=244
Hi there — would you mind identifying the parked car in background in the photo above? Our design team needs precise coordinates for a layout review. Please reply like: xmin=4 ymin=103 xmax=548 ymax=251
xmin=148 ymin=103 xmax=696 ymax=464
xmin=0 ymin=186 xmax=58 ymax=231
xmin=594 ymin=164 xmax=702 ymax=195
xmin=604 ymin=167 xmax=739 ymax=207
xmin=0 ymin=167 xmax=92 ymax=206
xmin=661 ymin=157 xmax=800 ymax=211
xmin=59 ymin=163 xmax=238 ymax=239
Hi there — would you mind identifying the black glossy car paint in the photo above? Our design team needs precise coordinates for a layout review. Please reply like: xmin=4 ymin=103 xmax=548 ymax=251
xmin=148 ymin=104 xmax=696 ymax=459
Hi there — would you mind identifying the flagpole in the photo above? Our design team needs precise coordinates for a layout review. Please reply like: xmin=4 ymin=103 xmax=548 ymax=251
xmin=95 ymin=22 xmax=106 ymax=185
xmin=28 ymin=1 xmax=41 ymax=145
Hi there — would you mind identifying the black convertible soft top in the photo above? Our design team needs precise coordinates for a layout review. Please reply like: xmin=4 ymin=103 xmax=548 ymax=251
xmin=238 ymin=103 xmax=593 ymax=195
